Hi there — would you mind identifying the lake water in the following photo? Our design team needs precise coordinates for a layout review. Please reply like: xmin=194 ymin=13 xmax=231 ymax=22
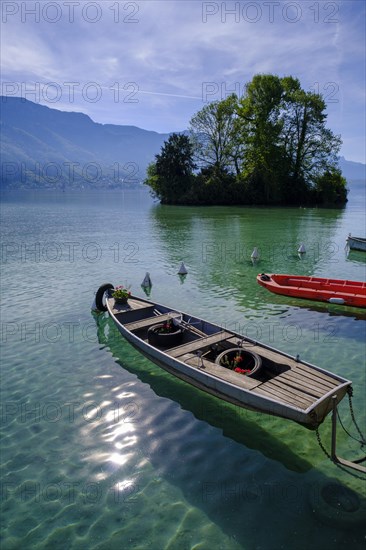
xmin=1 ymin=186 xmax=365 ymax=549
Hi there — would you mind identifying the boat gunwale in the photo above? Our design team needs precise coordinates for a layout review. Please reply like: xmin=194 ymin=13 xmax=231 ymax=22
xmin=265 ymin=274 xmax=365 ymax=289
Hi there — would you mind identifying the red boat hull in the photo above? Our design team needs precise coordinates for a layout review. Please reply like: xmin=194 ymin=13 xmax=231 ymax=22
xmin=257 ymin=274 xmax=366 ymax=308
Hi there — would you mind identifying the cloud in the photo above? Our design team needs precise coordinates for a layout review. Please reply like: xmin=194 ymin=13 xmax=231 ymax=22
xmin=0 ymin=0 xmax=365 ymax=161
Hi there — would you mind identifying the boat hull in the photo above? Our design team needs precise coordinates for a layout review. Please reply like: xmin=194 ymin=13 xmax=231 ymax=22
xmin=257 ymin=274 xmax=366 ymax=308
xmin=347 ymin=236 xmax=366 ymax=252
xmin=127 ymin=338 xmax=349 ymax=428
xmin=101 ymin=292 xmax=352 ymax=429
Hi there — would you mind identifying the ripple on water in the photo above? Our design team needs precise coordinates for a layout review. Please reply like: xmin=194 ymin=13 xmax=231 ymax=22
xmin=1 ymin=192 xmax=365 ymax=549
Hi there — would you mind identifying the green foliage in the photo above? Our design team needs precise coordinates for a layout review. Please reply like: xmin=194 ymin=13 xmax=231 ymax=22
xmin=144 ymin=133 xmax=195 ymax=203
xmin=313 ymin=168 xmax=348 ymax=205
xmin=189 ymin=94 xmax=243 ymax=175
xmin=144 ymin=74 xmax=348 ymax=206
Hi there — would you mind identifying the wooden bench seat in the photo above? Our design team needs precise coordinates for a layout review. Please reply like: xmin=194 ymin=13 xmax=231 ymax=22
xmin=124 ymin=312 xmax=180 ymax=332
xmin=167 ymin=331 xmax=232 ymax=358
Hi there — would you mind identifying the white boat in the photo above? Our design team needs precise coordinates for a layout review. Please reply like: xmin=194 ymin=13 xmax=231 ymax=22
xmin=347 ymin=235 xmax=366 ymax=252
xmin=94 ymin=284 xmax=352 ymax=430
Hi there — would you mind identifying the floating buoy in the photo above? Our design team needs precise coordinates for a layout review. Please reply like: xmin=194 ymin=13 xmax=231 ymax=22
xmin=178 ymin=262 xmax=188 ymax=275
xmin=141 ymin=272 xmax=152 ymax=288
xmin=298 ymin=243 xmax=306 ymax=254
xmin=251 ymin=247 xmax=259 ymax=261
xmin=329 ymin=297 xmax=345 ymax=305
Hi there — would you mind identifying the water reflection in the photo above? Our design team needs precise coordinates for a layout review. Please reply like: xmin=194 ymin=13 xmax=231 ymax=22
xmin=346 ymin=250 xmax=366 ymax=265
xmin=150 ymin=204 xmax=345 ymax=274
xmin=149 ymin=203 xmax=349 ymax=316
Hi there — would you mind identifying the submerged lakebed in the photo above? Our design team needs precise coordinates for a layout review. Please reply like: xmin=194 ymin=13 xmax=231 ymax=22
xmin=1 ymin=187 xmax=365 ymax=549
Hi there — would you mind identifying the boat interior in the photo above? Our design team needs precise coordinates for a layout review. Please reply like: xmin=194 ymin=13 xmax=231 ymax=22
xmin=276 ymin=276 xmax=366 ymax=291
xmin=109 ymin=296 xmax=348 ymax=414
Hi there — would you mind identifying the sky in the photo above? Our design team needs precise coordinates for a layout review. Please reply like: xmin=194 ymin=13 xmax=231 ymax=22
xmin=1 ymin=0 xmax=365 ymax=163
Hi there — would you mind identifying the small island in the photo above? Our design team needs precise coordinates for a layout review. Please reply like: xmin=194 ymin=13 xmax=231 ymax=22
xmin=145 ymin=74 xmax=348 ymax=206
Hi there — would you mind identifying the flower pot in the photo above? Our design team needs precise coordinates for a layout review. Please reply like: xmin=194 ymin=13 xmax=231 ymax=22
xmin=114 ymin=296 xmax=128 ymax=305
xmin=147 ymin=323 xmax=183 ymax=348
xmin=215 ymin=348 xmax=262 ymax=377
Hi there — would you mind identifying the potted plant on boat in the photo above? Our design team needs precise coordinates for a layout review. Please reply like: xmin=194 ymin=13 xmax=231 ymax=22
xmin=215 ymin=348 xmax=262 ymax=377
xmin=147 ymin=318 xmax=183 ymax=347
xmin=112 ymin=285 xmax=131 ymax=305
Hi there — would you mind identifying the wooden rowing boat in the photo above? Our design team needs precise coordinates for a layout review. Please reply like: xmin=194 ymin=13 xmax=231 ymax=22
xmin=347 ymin=235 xmax=366 ymax=252
xmin=257 ymin=274 xmax=366 ymax=308
xmin=94 ymin=283 xmax=352 ymax=429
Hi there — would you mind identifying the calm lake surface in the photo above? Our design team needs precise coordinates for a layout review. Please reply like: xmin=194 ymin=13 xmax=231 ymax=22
xmin=1 ymin=186 xmax=365 ymax=549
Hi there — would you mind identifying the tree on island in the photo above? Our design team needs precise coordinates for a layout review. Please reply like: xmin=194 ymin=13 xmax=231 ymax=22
xmin=145 ymin=74 xmax=348 ymax=206
xmin=146 ymin=133 xmax=195 ymax=204
xmin=189 ymin=94 xmax=243 ymax=175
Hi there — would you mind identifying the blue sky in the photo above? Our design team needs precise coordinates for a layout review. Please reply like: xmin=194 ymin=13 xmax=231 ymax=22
xmin=1 ymin=0 xmax=365 ymax=162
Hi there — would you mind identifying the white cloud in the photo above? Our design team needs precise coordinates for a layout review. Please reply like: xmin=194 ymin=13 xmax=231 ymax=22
xmin=0 ymin=0 xmax=364 ymax=161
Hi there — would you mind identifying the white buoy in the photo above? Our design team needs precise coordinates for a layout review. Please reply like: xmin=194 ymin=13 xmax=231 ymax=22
xmin=298 ymin=243 xmax=306 ymax=254
xmin=178 ymin=262 xmax=188 ymax=275
xmin=251 ymin=247 xmax=259 ymax=260
xmin=329 ymin=297 xmax=345 ymax=305
xmin=141 ymin=272 xmax=152 ymax=288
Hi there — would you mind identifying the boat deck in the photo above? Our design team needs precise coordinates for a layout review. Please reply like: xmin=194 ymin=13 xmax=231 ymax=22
xmin=170 ymin=342 xmax=342 ymax=411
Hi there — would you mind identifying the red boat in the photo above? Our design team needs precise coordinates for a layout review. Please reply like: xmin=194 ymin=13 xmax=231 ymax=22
xmin=257 ymin=274 xmax=366 ymax=308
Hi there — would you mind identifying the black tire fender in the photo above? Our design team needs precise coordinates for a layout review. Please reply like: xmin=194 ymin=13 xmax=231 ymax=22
xmin=95 ymin=283 xmax=114 ymax=311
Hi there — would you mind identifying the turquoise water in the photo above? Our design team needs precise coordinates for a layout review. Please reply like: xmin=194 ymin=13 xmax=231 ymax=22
xmin=1 ymin=188 xmax=365 ymax=549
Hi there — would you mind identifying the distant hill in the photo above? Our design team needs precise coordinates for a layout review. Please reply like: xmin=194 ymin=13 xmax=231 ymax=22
xmin=0 ymin=97 xmax=170 ymax=189
xmin=0 ymin=96 xmax=365 ymax=190
xmin=338 ymin=157 xmax=366 ymax=183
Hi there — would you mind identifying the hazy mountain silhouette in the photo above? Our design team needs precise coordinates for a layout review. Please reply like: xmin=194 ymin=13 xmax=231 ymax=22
xmin=0 ymin=96 xmax=170 ymax=189
xmin=338 ymin=157 xmax=365 ymax=182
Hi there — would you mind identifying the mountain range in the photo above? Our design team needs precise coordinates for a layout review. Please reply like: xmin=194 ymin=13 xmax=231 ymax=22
xmin=0 ymin=97 xmax=169 ymax=189
xmin=1 ymin=96 xmax=365 ymax=189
